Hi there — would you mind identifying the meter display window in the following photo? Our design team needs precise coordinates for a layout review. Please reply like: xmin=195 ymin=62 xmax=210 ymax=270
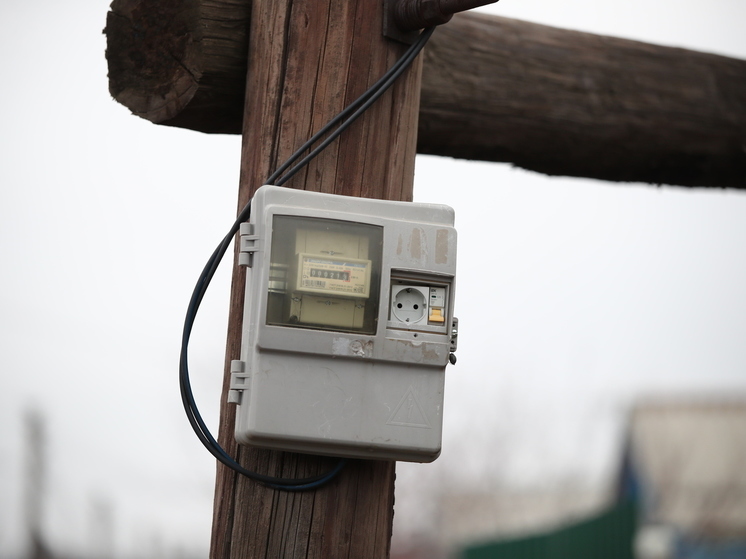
xmin=266 ymin=215 xmax=383 ymax=335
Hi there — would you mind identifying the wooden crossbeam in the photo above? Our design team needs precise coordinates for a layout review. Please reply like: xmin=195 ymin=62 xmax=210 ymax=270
xmin=105 ymin=2 xmax=746 ymax=188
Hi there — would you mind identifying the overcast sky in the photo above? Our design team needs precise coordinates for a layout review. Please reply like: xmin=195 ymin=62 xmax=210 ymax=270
xmin=1 ymin=1 xmax=745 ymax=557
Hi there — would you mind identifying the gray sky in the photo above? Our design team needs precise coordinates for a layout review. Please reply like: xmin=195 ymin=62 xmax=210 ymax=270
xmin=1 ymin=1 xmax=745 ymax=557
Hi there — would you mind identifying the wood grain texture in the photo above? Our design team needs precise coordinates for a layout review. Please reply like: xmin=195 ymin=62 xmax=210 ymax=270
xmin=418 ymin=13 xmax=746 ymax=187
xmin=105 ymin=2 xmax=746 ymax=187
xmin=210 ymin=0 xmax=422 ymax=557
xmin=105 ymin=0 xmax=249 ymax=131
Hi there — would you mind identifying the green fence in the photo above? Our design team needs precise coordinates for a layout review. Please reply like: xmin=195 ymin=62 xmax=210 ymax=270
xmin=462 ymin=501 xmax=636 ymax=559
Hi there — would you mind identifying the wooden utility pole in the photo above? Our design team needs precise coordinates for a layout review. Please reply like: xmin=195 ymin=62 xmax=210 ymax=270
xmin=103 ymin=0 xmax=744 ymax=554
xmin=211 ymin=1 xmax=425 ymax=557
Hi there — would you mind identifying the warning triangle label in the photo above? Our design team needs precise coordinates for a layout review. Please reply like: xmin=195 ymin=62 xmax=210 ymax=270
xmin=387 ymin=387 xmax=431 ymax=429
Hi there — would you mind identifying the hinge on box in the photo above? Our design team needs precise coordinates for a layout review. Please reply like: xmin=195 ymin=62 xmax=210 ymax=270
xmin=238 ymin=223 xmax=259 ymax=267
xmin=228 ymin=360 xmax=249 ymax=405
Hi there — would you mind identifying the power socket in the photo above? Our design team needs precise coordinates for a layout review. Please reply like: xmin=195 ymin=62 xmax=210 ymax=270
xmin=391 ymin=285 xmax=429 ymax=324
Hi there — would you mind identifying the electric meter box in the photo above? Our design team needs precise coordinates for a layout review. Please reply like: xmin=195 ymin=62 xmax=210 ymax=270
xmin=229 ymin=185 xmax=457 ymax=462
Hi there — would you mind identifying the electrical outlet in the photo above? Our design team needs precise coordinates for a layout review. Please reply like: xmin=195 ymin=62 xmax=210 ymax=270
xmin=391 ymin=286 xmax=429 ymax=324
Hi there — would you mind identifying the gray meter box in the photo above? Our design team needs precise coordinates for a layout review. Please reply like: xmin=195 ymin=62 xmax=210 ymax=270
xmin=229 ymin=185 xmax=457 ymax=462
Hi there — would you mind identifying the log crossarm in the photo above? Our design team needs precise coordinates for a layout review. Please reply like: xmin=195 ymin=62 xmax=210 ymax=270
xmin=105 ymin=1 xmax=746 ymax=188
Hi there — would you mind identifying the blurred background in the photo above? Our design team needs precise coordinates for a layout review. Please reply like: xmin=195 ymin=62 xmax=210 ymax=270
xmin=1 ymin=1 xmax=745 ymax=558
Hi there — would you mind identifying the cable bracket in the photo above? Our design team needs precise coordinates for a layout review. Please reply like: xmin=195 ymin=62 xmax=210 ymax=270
xmin=383 ymin=0 xmax=499 ymax=43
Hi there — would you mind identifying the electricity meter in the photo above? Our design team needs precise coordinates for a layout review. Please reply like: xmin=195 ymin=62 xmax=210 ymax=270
xmin=228 ymin=185 xmax=457 ymax=462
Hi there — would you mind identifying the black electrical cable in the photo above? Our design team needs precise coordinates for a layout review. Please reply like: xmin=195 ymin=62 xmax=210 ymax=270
xmin=273 ymin=27 xmax=435 ymax=187
xmin=179 ymin=29 xmax=433 ymax=488
xmin=180 ymin=28 xmax=435 ymax=491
